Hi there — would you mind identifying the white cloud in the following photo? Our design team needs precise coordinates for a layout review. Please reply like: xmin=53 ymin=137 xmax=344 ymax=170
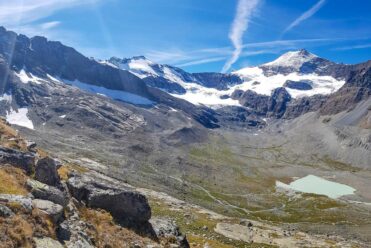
xmin=222 ymin=0 xmax=260 ymax=73
xmin=175 ymin=57 xmax=226 ymax=67
xmin=0 ymin=0 xmax=100 ymax=26
xmin=40 ymin=21 xmax=61 ymax=30
xmin=333 ymin=43 xmax=371 ymax=51
xmin=282 ymin=0 xmax=326 ymax=35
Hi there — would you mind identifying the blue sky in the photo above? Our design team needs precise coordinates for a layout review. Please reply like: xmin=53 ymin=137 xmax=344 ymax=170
xmin=0 ymin=0 xmax=370 ymax=72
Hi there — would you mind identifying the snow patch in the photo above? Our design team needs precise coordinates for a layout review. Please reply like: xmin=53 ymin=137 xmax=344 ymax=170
xmin=0 ymin=93 xmax=12 ymax=103
xmin=233 ymin=67 xmax=345 ymax=98
xmin=15 ymin=69 xmax=44 ymax=85
xmin=59 ymin=115 xmax=66 ymax=119
xmin=63 ymin=79 xmax=154 ymax=105
xmin=6 ymin=108 xmax=34 ymax=130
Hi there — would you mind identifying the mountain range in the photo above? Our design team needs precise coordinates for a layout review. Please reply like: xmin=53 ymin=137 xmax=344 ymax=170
xmin=0 ymin=26 xmax=371 ymax=247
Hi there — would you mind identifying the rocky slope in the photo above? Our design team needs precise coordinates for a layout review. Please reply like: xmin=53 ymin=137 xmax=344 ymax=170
xmin=0 ymin=118 xmax=189 ymax=248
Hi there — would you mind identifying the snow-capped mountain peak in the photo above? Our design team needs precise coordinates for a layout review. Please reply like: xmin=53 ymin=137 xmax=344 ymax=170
xmin=108 ymin=56 xmax=157 ymax=79
xmin=263 ymin=49 xmax=318 ymax=70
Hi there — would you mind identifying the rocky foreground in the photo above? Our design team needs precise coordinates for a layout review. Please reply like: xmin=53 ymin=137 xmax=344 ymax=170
xmin=0 ymin=118 xmax=188 ymax=248
xmin=1 ymin=118 xmax=370 ymax=248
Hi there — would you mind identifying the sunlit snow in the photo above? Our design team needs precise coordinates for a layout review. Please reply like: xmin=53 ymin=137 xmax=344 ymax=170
xmin=15 ymin=69 xmax=44 ymax=84
xmin=233 ymin=67 xmax=345 ymax=98
xmin=0 ymin=93 xmax=12 ymax=102
xmin=6 ymin=108 xmax=34 ymax=130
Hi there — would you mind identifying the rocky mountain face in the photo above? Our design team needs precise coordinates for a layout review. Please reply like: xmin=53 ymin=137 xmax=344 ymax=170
xmin=320 ymin=60 xmax=371 ymax=115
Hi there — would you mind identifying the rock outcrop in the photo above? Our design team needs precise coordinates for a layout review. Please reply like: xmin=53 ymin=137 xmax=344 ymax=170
xmin=0 ymin=194 xmax=33 ymax=211
xmin=32 ymin=199 xmax=64 ymax=223
xmin=0 ymin=146 xmax=35 ymax=174
xmin=35 ymin=157 xmax=62 ymax=187
xmin=150 ymin=218 xmax=190 ymax=248
xmin=27 ymin=179 xmax=68 ymax=207
xmin=67 ymin=173 xmax=151 ymax=224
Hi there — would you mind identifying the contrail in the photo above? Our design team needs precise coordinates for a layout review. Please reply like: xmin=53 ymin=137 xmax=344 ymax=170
xmin=282 ymin=0 xmax=326 ymax=35
xmin=222 ymin=0 xmax=260 ymax=73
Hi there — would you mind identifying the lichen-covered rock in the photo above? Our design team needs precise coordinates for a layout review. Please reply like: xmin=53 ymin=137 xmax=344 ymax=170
xmin=57 ymin=219 xmax=95 ymax=248
xmin=150 ymin=218 xmax=189 ymax=248
xmin=0 ymin=194 xmax=33 ymax=211
xmin=35 ymin=157 xmax=62 ymax=186
xmin=0 ymin=204 xmax=14 ymax=217
xmin=34 ymin=237 xmax=64 ymax=248
xmin=0 ymin=146 xmax=35 ymax=174
xmin=27 ymin=179 xmax=68 ymax=207
xmin=32 ymin=199 xmax=64 ymax=223
xmin=67 ymin=173 xmax=151 ymax=224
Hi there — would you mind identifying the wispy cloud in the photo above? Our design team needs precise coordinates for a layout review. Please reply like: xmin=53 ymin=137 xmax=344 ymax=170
xmin=146 ymin=37 xmax=347 ymax=68
xmin=176 ymin=57 xmax=227 ymax=67
xmin=0 ymin=0 xmax=100 ymax=26
xmin=40 ymin=21 xmax=61 ymax=30
xmin=222 ymin=0 xmax=260 ymax=73
xmin=282 ymin=0 xmax=326 ymax=35
xmin=333 ymin=43 xmax=371 ymax=51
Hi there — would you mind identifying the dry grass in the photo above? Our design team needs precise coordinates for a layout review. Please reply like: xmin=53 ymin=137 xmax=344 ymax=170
xmin=0 ymin=119 xmax=28 ymax=151
xmin=0 ymin=166 xmax=29 ymax=195
xmin=79 ymin=207 xmax=161 ymax=248
xmin=0 ymin=208 xmax=55 ymax=248
xmin=58 ymin=163 xmax=89 ymax=181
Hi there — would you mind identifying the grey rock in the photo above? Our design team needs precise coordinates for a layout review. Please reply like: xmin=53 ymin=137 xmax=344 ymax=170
xmin=0 ymin=204 xmax=14 ymax=217
xmin=283 ymin=80 xmax=313 ymax=90
xmin=34 ymin=237 xmax=64 ymax=248
xmin=150 ymin=218 xmax=189 ymax=248
xmin=35 ymin=157 xmax=62 ymax=186
xmin=27 ymin=179 xmax=68 ymax=207
xmin=0 ymin=194 xmax=33 ymax=211
xmin=25 ymin=140 xmax=37 ymax=151
xmin=67 ymin=173 xmax=151 ymax=224
xmin=0 ymin=146 xmax=35 ymax=174
xmin=57 ymin=219 xmax=95 ymax=248
xmin=32 ymin=199 xmax=64 ymax=223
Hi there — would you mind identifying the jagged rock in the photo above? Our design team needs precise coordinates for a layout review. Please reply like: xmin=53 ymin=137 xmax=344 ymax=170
xmin=57 ymin=219 xmax=95 ymax=248
xmin=0 ymin=194 xmax=33 ymax=211
xmin=25 ymin=140 xmax=37 ymax=151
xmin=32 ymin=199 xmax=64 ymax=223
xmin=67 ymin=173 xmax=151 ymax=224
xmin=35 ymin=157 xmax=62 ymax=186
xmin=150 ymin=218 xmax=190 ymax=248
xmin=34 ymin=237 xmax=64 ymax=248
xmin=267 ymin=87 xmax=291 ymax=118
xmin=0 ymin=204 xmax=14 ymax=217
xmin=27 ymin=179 xmax=68 ymax=207
xmin=0 ymin=146 xmax=35 ymax=174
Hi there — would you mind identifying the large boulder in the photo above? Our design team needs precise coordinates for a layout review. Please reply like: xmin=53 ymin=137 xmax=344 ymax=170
xmin=0 ymin=146 xmax=35 ymax=174
xmin=67 ymin=173 xmax=151 ymax=224
xmin=26 ymin=179 xmax=68 ymax=207
xmin=35 ymin=157 xmax=62 ymax=186
xmin=32 ymin=199 xmax=64 ymax=223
